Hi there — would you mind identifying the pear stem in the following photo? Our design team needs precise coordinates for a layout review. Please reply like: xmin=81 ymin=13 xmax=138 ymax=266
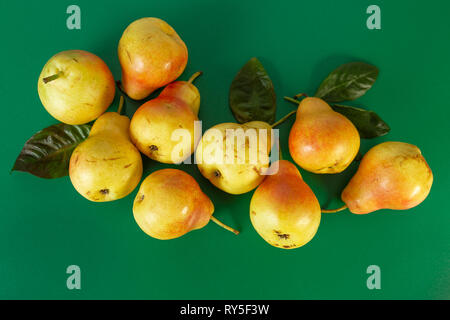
xmin=117 ymin=95 xmax=124 ymax=115
xmin=278 ymin=141 xmax=284 ymax=160
xmin=284 ymin=96 xmax=302 ymax=106
xmin=43 ymin=71 xmax=63 ymax=84
xmin=294 ymin=93 xmax=308 ymax=99
xmin=321 ymin=205 xmax=348 ymax=213
xmin=188 ymin=71 xmax=203 ymax=84
xmin=210 ymin=216 xmax=240 ymax=235
xmin=271 ymin=110 xmax=296 ymax=128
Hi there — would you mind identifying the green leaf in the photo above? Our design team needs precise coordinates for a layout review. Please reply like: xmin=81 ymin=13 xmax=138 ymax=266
xmin=229 ymin=57 xmax=276 ymax=124
xmin=331 ymin=104 xmax=390 ymax=139
xmin=315 ymin=62 xmax=379 ymax=102
xmin=12 ymin=123 xmax=91 ymax=178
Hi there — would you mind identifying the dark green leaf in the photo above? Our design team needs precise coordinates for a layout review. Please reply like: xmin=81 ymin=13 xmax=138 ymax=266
xmin=331 ymin=104 xmax=390 ymax=139
xmin=12 ymin=123 xmax=91 ymax=178
xmin=229 ymin=57 xmax=276 ymax=124
xmin=315 ymin=62 xmax=379 ymax=102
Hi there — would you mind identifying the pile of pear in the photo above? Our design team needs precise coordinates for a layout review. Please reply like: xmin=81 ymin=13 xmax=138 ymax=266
xmin=37 ymin=17 xmax=240 ymax=239
xmin=36 ymin=17 xmax=433 ymax=249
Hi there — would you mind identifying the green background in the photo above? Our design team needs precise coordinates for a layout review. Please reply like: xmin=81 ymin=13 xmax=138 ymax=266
xmin=1 ymin=0 xmax=449 ymax=299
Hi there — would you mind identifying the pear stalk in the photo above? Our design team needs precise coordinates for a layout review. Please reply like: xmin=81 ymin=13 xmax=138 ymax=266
xmin=321 ymin=205 xmax=348 ymax=213
xmin=284 ymin=96 xmax=302 ymax=106
xmin=117 ymin=96 xmax=125 ymax=115
xmin=188 ymin=71 xmax=203 ymax=84
xmin=294 ymin=93 xmax=308 ymax=100
xmin=278 ymin=140 xmax=284 ymax=160
xmin=271 ymin=110 xmax=296 ymax=128
xmin=210 ymin=216 xmax=240 ymax=235
xmin=43 ymin=71 xmax=63 ymax=84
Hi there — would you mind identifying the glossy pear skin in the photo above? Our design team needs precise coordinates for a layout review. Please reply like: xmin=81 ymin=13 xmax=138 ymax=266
xmin=342 ymin=142 xmax=433 ymax=214
xmin=38 ymin=50 xmax=115 ymax=125
xmin=196 ymin=121 xmax=272 ymax=195
xmin=129 ymin=80 xmax=200 ymax=164
xmin=133 ymin=169 xmax=214 ymax=240
xmin=289 ymin=97 xmax=360 ymax=173
xmin=69 ymin=112 xmax=143 ymax=202
xmin=250 ymin=160 xmax=321 ymax=249
xmin=118 ymin=17 xmax=188 ymax=100
xmin=159 ymin=80 xmax=200 ymax=115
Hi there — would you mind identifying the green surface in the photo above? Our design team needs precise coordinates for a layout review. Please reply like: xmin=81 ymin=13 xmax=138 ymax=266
xmin=1 ymin=0 xmax=449 ymax=299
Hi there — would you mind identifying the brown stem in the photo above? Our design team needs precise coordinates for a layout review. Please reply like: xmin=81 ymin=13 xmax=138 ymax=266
xmin=271 ymin=110 xmax=296 ymax=128
xmin=284 ymin=96 xmax=302 ymax=106
xmin=278 ymin=140 xmax=283 ymax=160
xmin=117 ymin=96 xmax=124 ymax=115
xmin=188 ymin=71 xmax=203 ymax=84
xmin=294 ymin=93 xmax=308 ymax=99
xmin=321 ymin=205 xmax=348 ymax=213
xmin=43 ymin=71 xmax=63 ymax=83
xmin=210 ymin=216 xmax=239 ymax=235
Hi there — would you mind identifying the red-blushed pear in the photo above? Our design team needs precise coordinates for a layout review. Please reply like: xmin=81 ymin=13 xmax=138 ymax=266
xmin=129 ymin=72 xmax=201 ymax=164
xmin=133 ymin=169 xmax=239 ymax=240
xmin=341 ymin=141 xmax=433 ymax=214
xmin=250 ymin=160 xmax=321 ymax=249
xmin=288 ymin=97 xmax=360 ymax=173
xmin=38 ymin=50 xmax=115 ymax=125
xmin=118 ymin=17 xmax=188 ymax=100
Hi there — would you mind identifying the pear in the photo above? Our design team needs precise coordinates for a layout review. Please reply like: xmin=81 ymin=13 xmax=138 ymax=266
xmin=118 ymin=17 xmax=188 ymax=100
xmin=38 ymin=50 xmax=115 ymax=125
xmin=250 ymin=160 xmax=321 ymax=249
xmin=341 ymin=141 xmax=433 ymax=214
xmin=196 ymin=121 xmax=273 ymax=195
xmin=289 ymin=97 xmax=360 ymax=173
xmin=129 ymin=72 xmax=201 ymax=164
xmin=69 ymin=111 xmax=143 ymax=202
xmin=133 ymin=169 xmax=239 ymax=240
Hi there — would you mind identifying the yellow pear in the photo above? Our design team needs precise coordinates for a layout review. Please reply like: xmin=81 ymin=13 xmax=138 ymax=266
xmin=118 ymin=17 xmax=188 ymax=100
xmin=69 ymin=111 xmax=143 ymax=202
xmin=129 ymin=72 xmax=201 ymax=164
xmin=341 ymin=141 xmax=433 ymax=214
xmin=250 ymin=160 xmax=321 ymax=249
xmin=196 ymin=121 xmax=273 ymax=195
xmin=289 ymin=97 xmax=360 ymax=173
xmin=133 ymin=169 xmax=239 ymax=240
xmin=38 ymin=50 xmax=115 ymax=125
